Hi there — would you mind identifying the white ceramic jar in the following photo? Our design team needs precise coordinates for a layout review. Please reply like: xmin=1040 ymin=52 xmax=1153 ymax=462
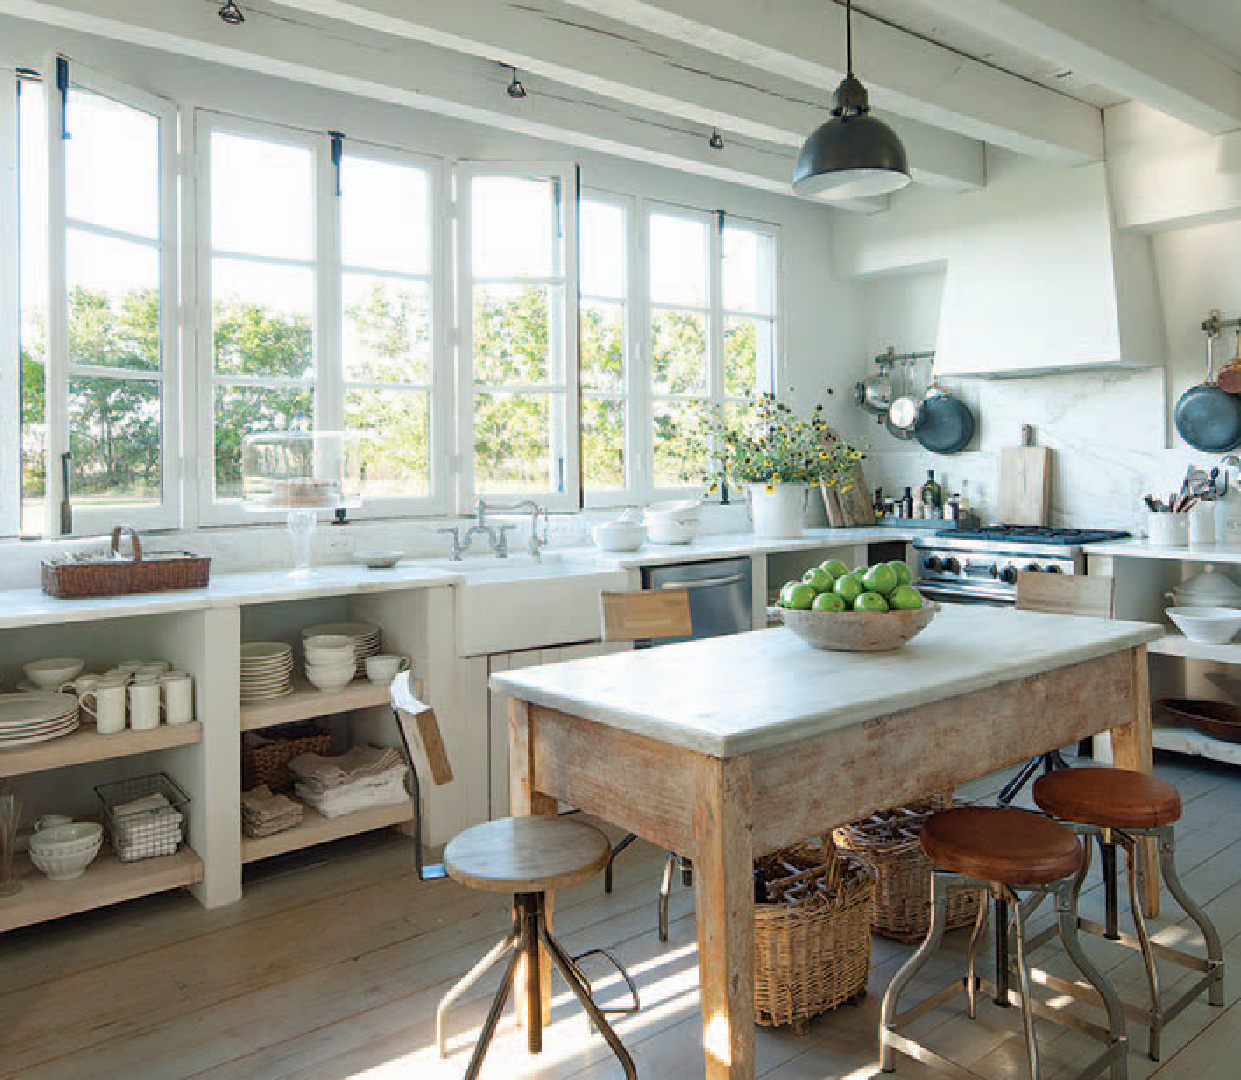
xmin=748 ymin=482 xmax=811 ymax=537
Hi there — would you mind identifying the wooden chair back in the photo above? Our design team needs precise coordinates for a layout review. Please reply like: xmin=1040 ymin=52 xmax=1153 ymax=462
xmin=1016 ymin=572 xmax=1114 ymax=618
xmin=600 ymin=588 xmax=693 ymax=643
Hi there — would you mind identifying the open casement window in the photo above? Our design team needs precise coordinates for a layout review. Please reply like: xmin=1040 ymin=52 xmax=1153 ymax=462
xmin=579 ymin=191 xmax=636 ymax=506
xmin=28 ymin=58 xmax=179 ymax=535
xmin=645 ymin=204 xmax=780 ymax=499
xmin=457 ymin=163 xmax=580 ymax=511
xmin=197 ymin=112 xmax=449 ymax=523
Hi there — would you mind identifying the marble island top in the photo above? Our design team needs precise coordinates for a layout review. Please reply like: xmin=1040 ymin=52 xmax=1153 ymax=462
xmin=492 ymin=606 xmax=1164 ymax=757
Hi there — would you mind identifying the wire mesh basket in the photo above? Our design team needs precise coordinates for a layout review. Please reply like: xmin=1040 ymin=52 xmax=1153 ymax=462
xmin=95 ymin=773 xmax=189 ymax=862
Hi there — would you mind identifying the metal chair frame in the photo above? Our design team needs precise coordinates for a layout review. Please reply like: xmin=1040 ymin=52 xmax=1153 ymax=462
xmin=880 ymin=871 xmax=1129 ymax=1080
xmin=1021 ymin=823 xmax=1224 ymax=1061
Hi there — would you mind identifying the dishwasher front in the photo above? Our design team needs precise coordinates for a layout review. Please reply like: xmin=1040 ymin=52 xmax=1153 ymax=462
xmin=640 ymin=557 xmax=753 ymax=643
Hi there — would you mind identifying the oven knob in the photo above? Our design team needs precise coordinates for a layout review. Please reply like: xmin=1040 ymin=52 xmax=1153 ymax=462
xmin=999 ymin=565 xmax=1018 ymax=584
xmin=989 ymin=563 xmax=999 ymax=578
xmin=1046 ymin=565 xmax=1062 ymax=574
xmin=944 ymin=557 xmax=960 ymax=574
xmin=924 ymin=556 xmax=941 ymax=572
xmin=1024 ymin=563 xmax=1042 ymax=573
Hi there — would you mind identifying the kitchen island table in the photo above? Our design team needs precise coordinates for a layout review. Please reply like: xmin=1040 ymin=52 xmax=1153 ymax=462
xmin=492 ymin=605 xmax=1163 ymax=1079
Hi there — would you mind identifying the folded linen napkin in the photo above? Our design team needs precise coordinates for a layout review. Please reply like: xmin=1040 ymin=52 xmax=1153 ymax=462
xmin=241 ymin=784 xmax=304 ymax=837
xmin=287 ymin=745 xmax=404 ymax=794
xmin=295 ymin=765 xmax=409 ymax=819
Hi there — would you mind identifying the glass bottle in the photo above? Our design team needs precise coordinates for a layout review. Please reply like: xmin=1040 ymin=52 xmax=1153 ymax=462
xmin=920 ymin=469 xmax=943 ymax=511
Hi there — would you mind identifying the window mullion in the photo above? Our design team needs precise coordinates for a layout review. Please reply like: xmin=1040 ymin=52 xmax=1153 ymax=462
xmin=315 ymin=131 xmax=343 ymax=434
xmin=0 ymin=78 xmax=20 ymax=537
xmin=631 ymin=198 xmax=652 ymax=503
xmin=42 ymin=56 xmax=68 ymax=537
xmin=708 ymin=210 xmax=725 ymax=412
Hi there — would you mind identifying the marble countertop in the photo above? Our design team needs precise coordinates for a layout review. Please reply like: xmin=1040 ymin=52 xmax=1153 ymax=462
xmin=1085 ymin=540 xmax=1241 ymax=565
xmin=492 ymin=606 xmax=1164 ymax=757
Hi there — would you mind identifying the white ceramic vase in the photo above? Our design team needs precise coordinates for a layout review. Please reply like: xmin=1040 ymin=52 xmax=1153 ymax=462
xmin=748 ymin=482 xmax=810 ymax=537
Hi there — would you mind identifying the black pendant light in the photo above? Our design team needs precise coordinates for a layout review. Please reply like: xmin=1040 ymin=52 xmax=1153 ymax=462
xmin=793 ymin=0 xmax=910 ymax=199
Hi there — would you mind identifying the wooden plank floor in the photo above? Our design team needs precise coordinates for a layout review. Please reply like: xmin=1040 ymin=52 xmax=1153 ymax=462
xmin=1 ymin=752 xmax=1238 ymax=1079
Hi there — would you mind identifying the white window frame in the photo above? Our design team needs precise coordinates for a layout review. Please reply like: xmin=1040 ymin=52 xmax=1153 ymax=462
xmin=194 ymin=111 xmax=451 ymax=524
xmin=456 ymin=161 xmax=580 ymax=512
xmin=0 ymin=72 xmax=19 ymax=538
xmin=579 ymin=188 xmax=638 ymax=508
xmin=42 ymin=57 xmax=180 ymax=535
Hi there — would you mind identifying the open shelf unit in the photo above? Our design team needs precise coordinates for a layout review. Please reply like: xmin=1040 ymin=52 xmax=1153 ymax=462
xmin=1148 ymin=633 xmax=1241 ymax=665
xmin=241 ymin=799 xmax=414 ymax=863
xmin=0 ymin=847 xmax=203 ymax=934
xmin=1153 ymin=725 xmax=1241 ymax=766
xmin=241 ymin=677 xmax=392 ymax=731
xmin=0 ymin=722 xmax=202 ymax=779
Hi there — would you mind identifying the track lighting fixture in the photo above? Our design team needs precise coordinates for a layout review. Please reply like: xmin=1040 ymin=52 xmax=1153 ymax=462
xmin=506 ymin=66 xmax=527 ymax=100
xmin=218 ymin=0 xmax=245 ymax=25
xmin=709 ymin=128 xmax=724 ymax=150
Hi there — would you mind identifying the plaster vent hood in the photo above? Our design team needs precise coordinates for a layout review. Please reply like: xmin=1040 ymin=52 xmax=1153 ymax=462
xmin=934 ymin=162 xmax=1165 ymax=377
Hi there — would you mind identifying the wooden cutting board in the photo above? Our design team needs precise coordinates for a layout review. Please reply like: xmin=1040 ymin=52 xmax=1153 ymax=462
xmin=823 ymin=462 xmax=876 ymax=527
xmin=999 ymin=445 xmax=1052 ymax=526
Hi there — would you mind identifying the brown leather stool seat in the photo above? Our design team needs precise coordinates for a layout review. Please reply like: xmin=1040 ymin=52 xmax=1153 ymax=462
xmin=922 ymin=806 xmax=1082 ymax=886
xmin=1033 ymin=766 xmax=1182 ymax=831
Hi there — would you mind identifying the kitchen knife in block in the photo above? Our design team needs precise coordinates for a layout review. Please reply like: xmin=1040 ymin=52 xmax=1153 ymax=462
xmin=999 ymin=445 xmax=1052 ymax=526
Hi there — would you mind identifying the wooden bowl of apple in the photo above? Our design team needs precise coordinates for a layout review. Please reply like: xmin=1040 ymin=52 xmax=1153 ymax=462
xmin=770 ymin=559 xmax=939 ymax=652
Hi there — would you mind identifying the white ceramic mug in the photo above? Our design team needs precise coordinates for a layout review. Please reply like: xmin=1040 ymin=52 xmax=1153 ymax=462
xmin=82 ymin=682 xmax=127 ymax=734
xmin=160 ymin=672 xmax=194 ymax=725
xmin=365 ymin=655 xmax=411 ymax=685
xmin=136 ymin=662 xmax=170 ymax=682
xmin=128 ymin=681 xmax=162 ymax=731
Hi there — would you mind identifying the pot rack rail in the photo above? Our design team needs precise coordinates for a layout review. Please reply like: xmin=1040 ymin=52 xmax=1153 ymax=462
xmin=871 ymin=346 xmax=936 ymax=367
xmin=1203 ymin=310 xmax=1241 ymax=336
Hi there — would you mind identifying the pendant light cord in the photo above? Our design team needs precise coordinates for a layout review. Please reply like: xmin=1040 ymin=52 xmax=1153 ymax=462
xmin=845 ymin=0 xmax=854 ymax=77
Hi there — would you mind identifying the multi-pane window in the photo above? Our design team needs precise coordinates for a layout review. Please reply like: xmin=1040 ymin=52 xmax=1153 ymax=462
xmin=14 ymin=65 xmax=177 ymax=535
xmin=579 ymin=195 xmax=629 ymax=494
xmin=201 ymin=116 xmax=445 ymax=519
xmin=460 ymin=166 xmax=579 ymax=505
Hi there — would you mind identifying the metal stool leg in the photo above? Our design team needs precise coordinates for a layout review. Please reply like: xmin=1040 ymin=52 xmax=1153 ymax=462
xmin=1100 ymin=835 xmax=1121 ymax=941
xmin=1054 ymin=878 xmax=1128 ymax=1080
xmin=1156 ymin=825 xmax=1225 ymax=1008
xmin=539 ymin=908 xmax=638 ymax=1079
xmin=966 ymin=891 xmax=989 ymax=1020
xmin=880 ymin=871 xmax=952 ymax=1072
xmin=1120 ymin=837 xmax=1161 ymax=1060
xmin=994 ymin=895 xmax=1012 ymax=1006
xmin=518 ymin=893 xmax=543 ymax=1055
xmin=603 ymin=832 xmax=638 ymax=894
xmin=1005 ymin=885 xmax=1041 ymax=1080
xmin=658 ymin=850 xmax=676 ymax=942
xmin=462 ymin=942 xmax=523 ymax=1080
xmin=437 ymin=918 xmax=520 ymax=1056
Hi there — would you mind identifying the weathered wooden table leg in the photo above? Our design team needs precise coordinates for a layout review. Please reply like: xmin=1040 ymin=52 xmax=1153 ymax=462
xmin=510 ymin=698 xmax=557 ymax=1034
xmin=692 ymin=755 xmax=757 ymax=1080
xmin=1109 ymin=645 xmax=1159 ymax=916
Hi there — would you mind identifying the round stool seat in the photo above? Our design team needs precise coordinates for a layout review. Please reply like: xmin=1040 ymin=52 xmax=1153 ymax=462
xmin=445 ymin=816 xmax=611 ymax=895
xmin=922 ymin=806 xmax=1082 ymax=886
xmin=1033 ymin=767 xmax=1182 ymax=831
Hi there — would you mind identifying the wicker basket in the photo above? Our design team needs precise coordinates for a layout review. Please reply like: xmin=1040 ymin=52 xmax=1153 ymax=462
xmin=754 ymin=837 xmax=876 ymax=1031
xmin=835 ymin=794 xmax=981 ymax=942
xmin=242 ymin=722 xmax=331 ymax=793
xmin=42 ymin=527 xmax=210 ymax=598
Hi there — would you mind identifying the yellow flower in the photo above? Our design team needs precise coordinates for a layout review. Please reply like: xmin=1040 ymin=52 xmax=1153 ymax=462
xmin=764 ymin=479 xmax=778 ymax=493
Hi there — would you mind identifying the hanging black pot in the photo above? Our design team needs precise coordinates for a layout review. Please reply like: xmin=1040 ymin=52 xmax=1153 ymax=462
xmin=914 ymin=386 xmax=975 ymax=455
xmin=1175 ymin=332 xmax=1241 ymax=453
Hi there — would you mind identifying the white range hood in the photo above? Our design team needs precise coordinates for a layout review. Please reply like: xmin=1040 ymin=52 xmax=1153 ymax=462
xmin=933 ymin=161 xmax=1166 ymax=377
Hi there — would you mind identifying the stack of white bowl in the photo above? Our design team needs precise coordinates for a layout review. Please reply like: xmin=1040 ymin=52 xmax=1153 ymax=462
xmin=645 ymin=500 xmax=701 ymax=545
xmin=28 ymin=821 xmax=104 ymax=881
xmin=303 ymin=635 xmax=357 ymax=691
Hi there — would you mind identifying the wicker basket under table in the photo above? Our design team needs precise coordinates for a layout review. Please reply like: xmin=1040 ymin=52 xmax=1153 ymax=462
xmin=754 ymin=838 xmax=876 ymax=1032
xmin=242 ymin=723 xmax=331 ymax=793
xmin=835 ymin=794 xmax=981 ymax=942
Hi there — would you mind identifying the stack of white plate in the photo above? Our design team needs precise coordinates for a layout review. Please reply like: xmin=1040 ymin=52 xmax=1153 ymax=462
xmin=240 ymin=642 xmax=294 ymax=701
xmin=302 ymin=622 xmax=381 ymax=678
xmin=0 ymin=692 xmax=79 ymax=747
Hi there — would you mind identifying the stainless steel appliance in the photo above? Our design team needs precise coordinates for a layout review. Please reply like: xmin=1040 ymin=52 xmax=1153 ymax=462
xmin=641 ymin=557 xmax=753 ymax=642
xmin=912 ymin=526 xmax=1130 ymax=606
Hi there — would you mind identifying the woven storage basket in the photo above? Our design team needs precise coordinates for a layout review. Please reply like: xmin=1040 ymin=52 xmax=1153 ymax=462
xmin=242 ymin=723 xmax=331 ymax=793
xmin=754 ymin=837 xmax=875 ymax=1031
xmin=835 ymin=793 xmax=981 ymax=942
xmin=42 ymin=526 xmax=210 ymax=598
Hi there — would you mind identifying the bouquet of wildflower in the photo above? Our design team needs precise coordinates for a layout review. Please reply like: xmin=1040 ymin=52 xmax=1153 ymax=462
xmin=700 ymin=393 xmax=863 ymax=495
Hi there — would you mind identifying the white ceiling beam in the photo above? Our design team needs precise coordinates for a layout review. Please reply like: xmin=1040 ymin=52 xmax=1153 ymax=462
xmin=0 ymin=0 xmax=888 ymax=211
xmin=917 ymin=0 xmax=1241 ymax=135
xmin=268 ymin=0 xmax=984 ymax=191
xmin=560 ymin=0 xmax=1104 ymax=164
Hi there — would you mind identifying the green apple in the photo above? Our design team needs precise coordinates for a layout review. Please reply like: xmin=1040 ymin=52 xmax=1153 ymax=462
xmin=785 ymin=583 xmax=817 ymax=610
xmin=812 ymin=591 xmax=846 ymax=613
xmin=820 ymin=559 xmax=850 ymax=579
xmin=889 ymin=584 xmax=924 ymax=610
xmin=803 ymin=567 xmax=836 ymax=592
xmin=778 ymin=582 xmax=797 ymax=607
xmin=862 ymin=563 xmax=899 ymax=596
xmin=853 ymin=565 xmax=868 ymax=577
xmin=834 ymin=574 xmax=863 ymax=605
xmin=888 ymin=560 xmax=913 ymax=586
xmin=854 ymin=591 xmax=890 ymax=613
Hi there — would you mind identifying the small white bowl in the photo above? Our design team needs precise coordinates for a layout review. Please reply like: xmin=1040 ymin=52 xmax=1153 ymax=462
xmin=30 ymin=838 xmax=102 ymax=881
xmin=354 ymin=550 xmax=403 ymax=570
xmin=23 ymin=657 xmax=85 ymax=689
xmin=305 ymin=666 xmax=354 ymax=691
xmin=646 ymin=516 xmax=697 ymax=545
xmin=29 ymin=822 xmax=104 ymax=854
xmin=592 ymin=522 xmax=646 ymax=552
xmin=1166 ymin=606 xmax=1241 ymax=645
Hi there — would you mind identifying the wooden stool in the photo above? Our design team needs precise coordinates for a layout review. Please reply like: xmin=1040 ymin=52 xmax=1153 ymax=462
xmin=880 ymin=806 xmax=1128 ymax=1080
xmin=1031 ymin=767 xmax=1224 ymax=1060
xmin=438 ymin=816 xmax=638 ymax=1079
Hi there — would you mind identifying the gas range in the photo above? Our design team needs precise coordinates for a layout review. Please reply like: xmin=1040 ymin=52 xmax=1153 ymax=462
xmin=911 ymin=526 xmax=1131 ymax=605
